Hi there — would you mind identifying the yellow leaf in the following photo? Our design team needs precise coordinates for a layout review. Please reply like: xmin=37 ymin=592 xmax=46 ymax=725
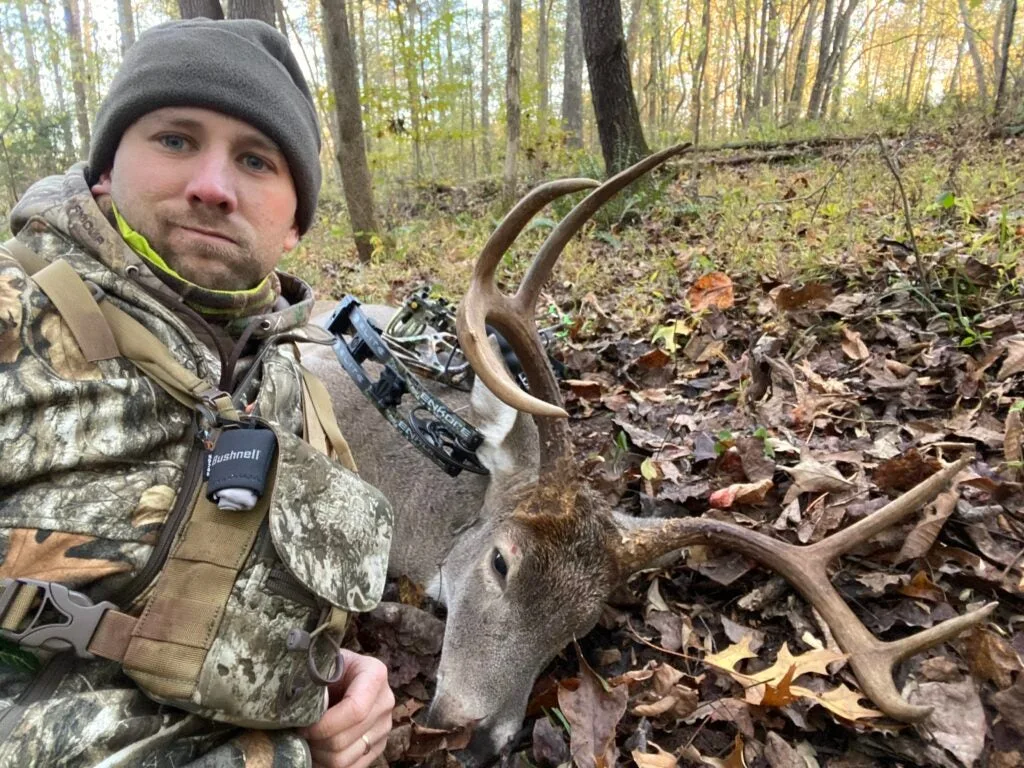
xmin=790 ymin=683 xmax=883 ymax=721
xmin=704 ymin=635 xmax=758 ymax=675
xmin=744 ymin=643 xmax=846 ymax=686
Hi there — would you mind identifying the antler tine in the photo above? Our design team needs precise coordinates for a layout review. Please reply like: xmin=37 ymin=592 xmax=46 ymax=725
xmin=517 ymin=142 xmax=692 ymax=311
xmin=458 ymin=180 xmax=599 ymax=425
xmin=614 ymin=456 xmax=994 ymax=722
xmin=474 ymin=179 xmax=601 ymax=287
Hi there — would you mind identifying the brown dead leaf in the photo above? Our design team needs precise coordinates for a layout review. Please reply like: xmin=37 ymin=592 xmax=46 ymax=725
xmin=785 ymin=459 xmax=854 ymax=494
xmin=997 ymin=337 xmax=1024 ymax=381
xmin=709 ymin=478 xmax=774 ymax=508
xmin=0 ymin=529 xmax=133 ymax=585
xmin=763 ymin=733 xmax=809 ymax=768
xmin=688 ymin=272 xmax=735 ymax=311
xmin=873 ymin=449 xmax=943 ymax=494
xmin=566 ymin=379 xmax=603 ymax=401
xmin=636 ymin=347 xmax=672 ymax=370
xmin=631 ymin=744 xmax=678 ymax=768
xmin=898 ymin=571 xmax=946 ymax=602
xmin=906 ymin=677 xmax=987 ymax=766
xmin=841 ymin=327 xmax=870 ymax=361
xmin=758 ymin=664 xmax=799 ymax=708
xmin=558 ymin=643 xmax=628 ymax=768
xmin=965 ymin=628 xmax=1023 ymax=690
xmin=532 ymin=716 xmax=569 ymax=768
xmin=773 ymin=283 xmax=835 ymax=311
xmin=992 ymin=676 xmax=1024 ymax=734
xmin=896 ymin=489 xmax=958 ymax=563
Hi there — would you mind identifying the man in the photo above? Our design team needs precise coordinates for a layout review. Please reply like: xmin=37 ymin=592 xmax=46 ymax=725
xmin=0 ymin=18 xmax=394 ymax=768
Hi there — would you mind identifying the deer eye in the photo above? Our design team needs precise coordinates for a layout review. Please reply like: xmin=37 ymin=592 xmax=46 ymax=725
xmin=491 ymin=549 xmax=508 ymax=579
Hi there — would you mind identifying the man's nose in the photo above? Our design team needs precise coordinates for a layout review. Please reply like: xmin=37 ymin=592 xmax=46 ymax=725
xmin=184 ymin=152 xmax=238 ymax=213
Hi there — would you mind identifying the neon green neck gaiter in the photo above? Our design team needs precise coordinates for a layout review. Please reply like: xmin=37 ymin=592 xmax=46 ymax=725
xmin=112 ymin=204 xmax=277 ymax=320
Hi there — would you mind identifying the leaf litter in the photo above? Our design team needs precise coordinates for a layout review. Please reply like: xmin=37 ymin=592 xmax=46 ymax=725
xmin=342 ymin=136 xmax=1024 ymax=767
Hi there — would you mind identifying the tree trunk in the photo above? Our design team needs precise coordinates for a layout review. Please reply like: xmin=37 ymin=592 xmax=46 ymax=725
xmin=481 ymin=0 xmax=491 ymax=171
xmin=395 ymin=1 xmax=423 ymax=178
xmin=787 ymin=0 xmax=816 ymax=118
xmin=503 ymin=0 xmax=522 ymax=207
xmin=806 ymin=0 xmax=835 ymax=118
xmin=228 ymin=0 xmax=275 ymax=23
xmin=537 ymin=0 xmax=550 ymax=139
xmin=691 ymin=0 xmax=710 ymax=144
xmin=40 ymin=0 xmax=76 ymax=163
xmin=117 ymin=0 xmax=136 ymax=54
xmin=994 ymin=0 xmax=1017 ymax=115
xmin=646 ymin=0 xmax=661 ymax=131
xmin=63 ymin=0 xmax=91 ymax=154
xmin=957 ymin=0 xmax=988 ymax=105
xmin=321 ymin=0 xmax=380 ymax=263
xmin=16 ymin=0 xmax=45 ymax=109
xmin=761 ymin=0 xmax=777 ymax=112
xmin=903 ymin=0 xmax=925 ymax=109
xmin=580 ymin=0 xmax=649 ymax=173
xmin=178 ymin=0 xmax=225 ymax=18
xmin=561 ymin=0 xmax=584 ymax=148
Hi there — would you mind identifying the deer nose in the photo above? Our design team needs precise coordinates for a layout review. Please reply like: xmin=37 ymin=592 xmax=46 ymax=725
xmin=424 ymin=695 xmax=475 ymax=731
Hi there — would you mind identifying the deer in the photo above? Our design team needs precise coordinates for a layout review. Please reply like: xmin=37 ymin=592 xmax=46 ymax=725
xmin=299 ymin=144 xmax=996 ymax=764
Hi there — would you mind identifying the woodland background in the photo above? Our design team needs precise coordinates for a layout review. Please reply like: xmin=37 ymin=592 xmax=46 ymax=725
xmin=0 ymin=0 xmax=1021 ymax=258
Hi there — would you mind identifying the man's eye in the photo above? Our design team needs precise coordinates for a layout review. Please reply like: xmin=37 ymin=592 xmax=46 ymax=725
xmin=158 ymin=134 xmax=188 ymax=151
xmin=242 ymin=154 xmax=269 ymax=172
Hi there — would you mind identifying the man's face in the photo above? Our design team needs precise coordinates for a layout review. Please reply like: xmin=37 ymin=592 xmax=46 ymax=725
xmin=92 ymin=106 xmax=300 ymax=291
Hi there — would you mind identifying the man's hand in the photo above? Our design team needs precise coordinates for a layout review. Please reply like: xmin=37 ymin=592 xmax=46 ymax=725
xmin=299 ymin=650 xmax=395 ymax=768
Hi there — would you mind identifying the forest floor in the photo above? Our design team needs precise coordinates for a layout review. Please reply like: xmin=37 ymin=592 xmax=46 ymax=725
xmin=291 ymin=127 xmax=1024 ymax=768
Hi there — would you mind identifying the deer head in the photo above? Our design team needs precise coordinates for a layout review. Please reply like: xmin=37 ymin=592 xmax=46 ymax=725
xmin=422 ymin=144 xmax=996 ymax=762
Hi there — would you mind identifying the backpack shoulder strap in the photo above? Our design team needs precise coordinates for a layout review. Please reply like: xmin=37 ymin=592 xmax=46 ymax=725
xmin=2 ymin=237 xmax=237 ymax=420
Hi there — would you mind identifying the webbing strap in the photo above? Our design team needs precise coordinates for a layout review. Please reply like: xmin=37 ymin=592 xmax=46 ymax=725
xmin=3 ymin=237 xmax=238 ymax=422
xmin=300 ymin=365 xmax=358 ymax=473
xmin=3 ymin=238 xmax=119 ymax=362
xmin=120 ymin=484 xmax=270 ymax=699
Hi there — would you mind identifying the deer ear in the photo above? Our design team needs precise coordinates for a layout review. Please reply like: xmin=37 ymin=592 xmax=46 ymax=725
xmin=469 ymin=340 xmax=539 ymax=479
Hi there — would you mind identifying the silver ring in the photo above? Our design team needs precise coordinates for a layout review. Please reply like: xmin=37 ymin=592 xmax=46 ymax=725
xmin=361 ymin=734 xmax=372 ymax=755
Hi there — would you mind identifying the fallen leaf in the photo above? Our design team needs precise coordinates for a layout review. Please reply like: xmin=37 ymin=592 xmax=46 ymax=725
xmin=992 ymin=676 xmax=1024 ymax=734
xmin=631 ymin=744 xmax=678 ymax=768
xmin=558 ymin=643 xmax=628 ymax=768
xmin=965 ymin=629 xmax=1022 ymax=689
xmin=773 ymin=283 xmax=835 ymax=311
xmin=636 ymin=347 xmax=672 ymax=370
xmin=785 ymin=459 xmax=854 ymax=494
xmin=709 ymin=478 xmax=774 ymax=508
xmin=566 ymin=379 xmax=603 ymax=401
xmin=1006 ymin=409 xmax=1022 ymax=481
xmin=794 ymin=683 xmax=882 ymax=721
xmin=997 ymin=337 xmax=1024 ymax=381
xmin=906 ymin=677 xmax=987 ymax=766
xmin=704 ymin=635 xmax=758 ymax=675
xmin=764 ymin=732 xmax=811 ymax=768
xmin=873 ymin=449 xmax=942 ymax=494
xmin=841 ymin=327 xmax=869 ymax=361
xmin=896 ymin=489 xmax=958 ymax=562
xmin=688 ymin=272 xmax=735 ymax=311
xmin=759 ymin=664 xmax=799 ymax=707
xmin=532 ymin=716 xmax=570 ymax=768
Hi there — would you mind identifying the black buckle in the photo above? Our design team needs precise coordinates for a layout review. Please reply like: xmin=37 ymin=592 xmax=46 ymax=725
xmin=0 ymin=577 xmax=115 ymax=659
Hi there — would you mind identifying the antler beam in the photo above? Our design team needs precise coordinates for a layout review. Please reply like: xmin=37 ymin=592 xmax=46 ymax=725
xmin=616 ymin=455 xmax=996 ymax=722
xmin=457 ymin=144 xmax=691 ymax=471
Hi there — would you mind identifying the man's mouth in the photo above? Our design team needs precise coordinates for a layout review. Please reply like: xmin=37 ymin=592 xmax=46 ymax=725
xmin=178 ymin=224 xmax=237 ymax=245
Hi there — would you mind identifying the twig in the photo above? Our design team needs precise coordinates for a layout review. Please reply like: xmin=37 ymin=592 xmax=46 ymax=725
xmin=874 ymin=134 xmax=929 ymax=287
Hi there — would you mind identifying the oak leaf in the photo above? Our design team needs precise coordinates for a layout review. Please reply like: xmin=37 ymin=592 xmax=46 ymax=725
xmin=558 ymin=643 xmax=628 ymax=768
xmin=688 ymin=272 xmax=735 ymax=312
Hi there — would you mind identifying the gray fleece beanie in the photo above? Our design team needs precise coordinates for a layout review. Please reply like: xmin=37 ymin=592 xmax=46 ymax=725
xmin=88 ymin=19 xmax=321 ymax=234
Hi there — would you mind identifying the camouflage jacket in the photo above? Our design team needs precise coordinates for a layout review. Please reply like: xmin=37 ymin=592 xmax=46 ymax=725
xmin=0 ymin=166 xmax=392 ymax=767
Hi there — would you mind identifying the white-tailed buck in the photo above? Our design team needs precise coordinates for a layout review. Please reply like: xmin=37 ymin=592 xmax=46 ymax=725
xmin=302 ymin=144 xmax=994 ymax=763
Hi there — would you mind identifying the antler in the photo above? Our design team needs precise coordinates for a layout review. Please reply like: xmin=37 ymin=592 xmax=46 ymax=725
xmin=457 ymin=143 xmax=691 ymax=471
xmin=616 ymin=455 xmax=996 ymax=722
